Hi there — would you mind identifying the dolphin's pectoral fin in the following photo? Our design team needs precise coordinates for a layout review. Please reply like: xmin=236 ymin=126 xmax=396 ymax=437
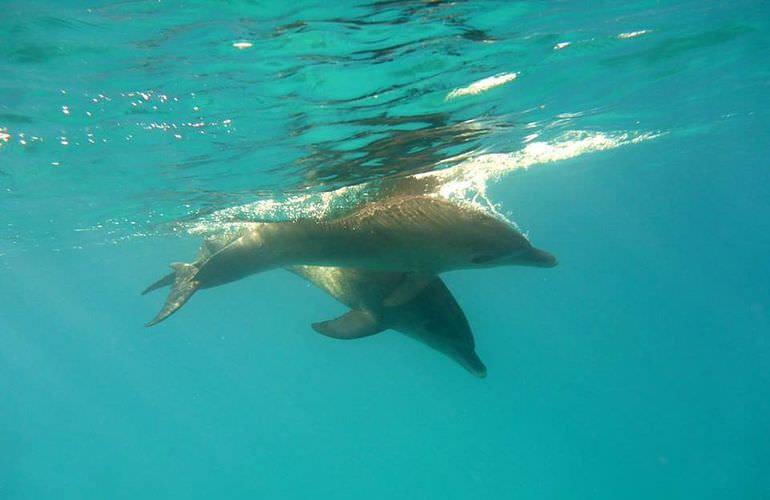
xmin=311 ymin=310 xmax=384 ymax=339
xmin=145 ymin=262 xmax=200 ymax=327
xmin=382 ymin=272 xmax=436 ymax=307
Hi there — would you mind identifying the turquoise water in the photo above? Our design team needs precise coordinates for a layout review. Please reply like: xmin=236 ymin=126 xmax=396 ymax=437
xmin=2 ymin=0 xmax=769 ymax=498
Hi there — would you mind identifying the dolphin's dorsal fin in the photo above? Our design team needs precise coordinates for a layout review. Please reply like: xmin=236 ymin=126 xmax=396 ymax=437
xmin=311 ymin=310 xmax=384 ymax=339
xmin=382 ymin=272 xmax=436 ymax=307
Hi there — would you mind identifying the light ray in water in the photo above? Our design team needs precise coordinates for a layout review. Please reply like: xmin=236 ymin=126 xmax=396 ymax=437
xmin=184 ymin=129 xmax=663 ymax=239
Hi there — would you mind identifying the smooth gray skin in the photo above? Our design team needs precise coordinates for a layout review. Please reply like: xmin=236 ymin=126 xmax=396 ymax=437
xmin=288 ymin=265 xmax=487 ymax=377
xmin=144 ymin=195 xmax=557 ymax=326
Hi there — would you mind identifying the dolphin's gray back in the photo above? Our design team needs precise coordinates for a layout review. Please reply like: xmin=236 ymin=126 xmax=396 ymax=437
xmin=302 ymin=195 xmax=529 ymax=272
xmin=329 ymin=195 xmax=499 ymax=235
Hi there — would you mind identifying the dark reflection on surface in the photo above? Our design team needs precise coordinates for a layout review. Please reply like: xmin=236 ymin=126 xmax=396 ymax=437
xmin=0 ymin=0 xmax=511 ymax=248
xmin=293 ymin=112 xmax=490 ymax=191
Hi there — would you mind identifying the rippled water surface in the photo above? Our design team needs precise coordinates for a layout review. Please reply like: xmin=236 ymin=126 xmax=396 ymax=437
xmin=1 ymin=1 xmax=769 ymax=498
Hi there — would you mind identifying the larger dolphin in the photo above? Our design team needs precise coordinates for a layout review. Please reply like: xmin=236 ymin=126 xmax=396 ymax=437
xmin=144 ymin=195 xmax=556 ymax=326
xmin=288 ymin=265 xmax=487 ymax=377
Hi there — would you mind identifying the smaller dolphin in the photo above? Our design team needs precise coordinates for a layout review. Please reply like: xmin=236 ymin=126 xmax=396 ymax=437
xmin=144 ymin=195 xmax=556 ymax=326
xmin=288 ymin=265 xmax=486 ymax=377
xmin=141 ymin=252 xmax=486 ymax=376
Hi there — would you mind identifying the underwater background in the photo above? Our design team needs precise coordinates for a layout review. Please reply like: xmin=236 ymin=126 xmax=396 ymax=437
xmin=1 ymin=0 xmax=769 ymax=498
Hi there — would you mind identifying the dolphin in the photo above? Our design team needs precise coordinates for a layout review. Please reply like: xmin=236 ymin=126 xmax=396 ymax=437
xmin=142 ymin=249 xmax=487 ymax=376
xmin=144 ymin=195 xmax=556 ymax=326
xmin=288 ymin=265 xmax=487 ymax=377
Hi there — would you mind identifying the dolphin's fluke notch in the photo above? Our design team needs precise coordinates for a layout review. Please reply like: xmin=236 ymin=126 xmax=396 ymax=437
xmin=145 ymin=263 xmax=200 ymax=327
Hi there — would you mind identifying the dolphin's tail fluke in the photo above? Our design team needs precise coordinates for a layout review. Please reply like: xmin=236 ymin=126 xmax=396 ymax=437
xmin=145 ymin=263 xmax=200 ymax=327
xmin=141 ymin=271 xmax=175 ymax=295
